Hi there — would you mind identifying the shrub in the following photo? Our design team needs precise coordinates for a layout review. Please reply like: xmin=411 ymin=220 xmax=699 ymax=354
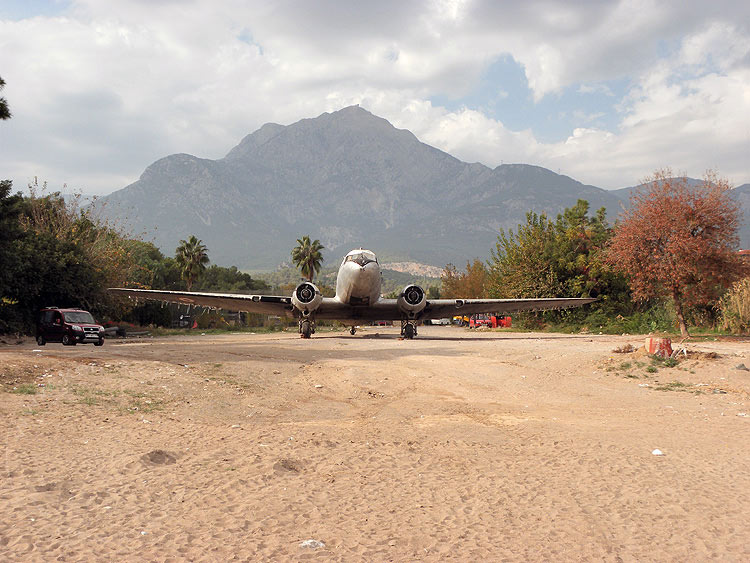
xmin=719 ymin=277 xmax=750 ymax=334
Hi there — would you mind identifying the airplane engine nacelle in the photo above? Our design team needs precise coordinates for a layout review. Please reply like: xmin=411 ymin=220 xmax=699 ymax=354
xmin=291 ymin=282 xmax=323 ymax=314
xmin=397 ymin=284 xmax=426 ymax=314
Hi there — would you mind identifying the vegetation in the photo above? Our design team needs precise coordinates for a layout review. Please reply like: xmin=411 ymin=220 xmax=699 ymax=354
xmin=1 ymin=182 xmax=139 ymax=332
xmin=441 ymin=179 xmax=748 ymax=336
xmin=291 ymin=236 xmax=324 ymax=281
xmin=477 ymin=199 xmax=636 ymax=331
xmin=441 ymin=259 xmax=488 ymax=298
xmin=607 ymin=170 xmax=748 ymax=336
xmin=719 ymin=277 xmax=750 ymax=334
xmin=175 ymin=235 xmax=209 ymax=290
xmin=488 ymin=200 xmax=624 ymax=301
xmin=0 ymin=76 xmax=10 ymax=120
xmin=0 ymin=184 xmax=269 ymax=333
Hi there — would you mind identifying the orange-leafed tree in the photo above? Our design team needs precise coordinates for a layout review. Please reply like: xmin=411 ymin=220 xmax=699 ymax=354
xmin=440 ymin=259 xmax=488 ymax=298
xmin=607 ymin=169 xmax=748 ymax=336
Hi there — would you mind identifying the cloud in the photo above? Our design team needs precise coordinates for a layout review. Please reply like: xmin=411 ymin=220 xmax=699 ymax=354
xmin=0 ymin=0 xmax=748 ymax=194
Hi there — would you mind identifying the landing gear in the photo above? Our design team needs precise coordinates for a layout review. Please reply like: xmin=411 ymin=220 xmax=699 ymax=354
xmin=401 ymin=320 xmax=417 ymax=339
xmin=350 ymin=326 xmax=356 ymax=335
xmin=299 ymin=318 xmax=315 ymax=339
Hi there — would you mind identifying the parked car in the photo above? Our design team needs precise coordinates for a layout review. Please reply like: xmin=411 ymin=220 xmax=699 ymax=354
xmin=469 ymin=314 xmax=512 ymax=328
xmin=36 ymin=307 xmax=105 ymax=346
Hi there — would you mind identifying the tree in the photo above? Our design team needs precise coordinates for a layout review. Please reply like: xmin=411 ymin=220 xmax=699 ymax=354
xmin=0 ymin=76 xmax=10 ymax=120
xmin=291 ymin=236 xmax=324 ymax=281
xmin=607 ymin=170 xmax=748 ymax=336
xmin=488 ymin=201 xmax=626 ymax=300
xmin=1 ymin=184 xmax=139 ymax=332
xmin=440 ymin=259 xmax=487 ymax=298
xmin=440 ymin=263 xmax=460 ymax=298
xmin=487 ymin=211 xmax=561 ymax=298
xmin=194 ymin=264 xmax=269 ymax=293
xmin=175 ymin=235 xmax=209 ymax=291
xmin=0 ymin=180 xmax=24 ymax=330
xmin=0 ymin=181 xmax=23 ymax=288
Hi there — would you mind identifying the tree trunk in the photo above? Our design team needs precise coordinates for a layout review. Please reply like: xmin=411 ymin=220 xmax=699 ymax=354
xmin=672 ymin=289 xmax=689 ymax=337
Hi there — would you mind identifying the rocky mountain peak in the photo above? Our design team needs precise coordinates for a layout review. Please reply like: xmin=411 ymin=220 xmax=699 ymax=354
xmin=99 ymin=108 xmax=750 ymax=270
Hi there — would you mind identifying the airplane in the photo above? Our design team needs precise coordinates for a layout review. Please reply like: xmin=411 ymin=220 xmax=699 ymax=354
xmin=109 ymin=248 xmax=596 ymax=339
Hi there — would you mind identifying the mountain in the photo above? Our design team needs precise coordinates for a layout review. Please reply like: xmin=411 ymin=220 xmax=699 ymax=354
xmin=732 ymin=184 xmax=750 ymax=247
xmin=100 ymin=106 xmax=749 ymax=269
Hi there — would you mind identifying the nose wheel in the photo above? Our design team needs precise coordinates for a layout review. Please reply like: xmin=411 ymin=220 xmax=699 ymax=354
xmin=350 ymin=326 xmax=356 ymax=335
xmin=400 ymin=320 xmax=417 ymax=339
xmin=299 ymin=318 xmax=315 ymax=339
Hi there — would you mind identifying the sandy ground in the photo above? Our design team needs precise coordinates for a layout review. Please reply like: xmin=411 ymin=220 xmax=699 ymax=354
xmin=1 ymin=326 xmax=749 ymax=562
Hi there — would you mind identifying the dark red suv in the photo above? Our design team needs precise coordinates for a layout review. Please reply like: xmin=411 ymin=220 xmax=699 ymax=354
xmin=36 ymin=307 xmax=105 ymax=346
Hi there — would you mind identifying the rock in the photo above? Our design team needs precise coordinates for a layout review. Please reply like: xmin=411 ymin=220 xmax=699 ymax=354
xmin=141 ymin=450 xmax=176 ymax=465
xmin=735 ymin=363 xmax=749 ymax=371
xmin=651 ymin=449 xmax=665 ymax=456
xmin=300 ymin=539 xmax=325 ymax=549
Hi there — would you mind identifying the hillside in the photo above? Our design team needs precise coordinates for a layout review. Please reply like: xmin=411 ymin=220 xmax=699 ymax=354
xmin=100 ymin=106 xmax=749 ymax=269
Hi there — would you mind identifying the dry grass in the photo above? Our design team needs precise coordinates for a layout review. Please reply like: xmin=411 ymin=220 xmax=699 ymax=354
xmin=720 ymin=277 xmax=750 ymax=334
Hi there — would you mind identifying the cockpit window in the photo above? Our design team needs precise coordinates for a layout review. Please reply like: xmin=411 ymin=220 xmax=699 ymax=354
xmin=345 ymin=251 xmax=377 ymax=266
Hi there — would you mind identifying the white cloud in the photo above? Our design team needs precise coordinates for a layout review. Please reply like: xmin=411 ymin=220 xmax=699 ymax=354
xmin=0 ymin=0 xmax=749 ymax=194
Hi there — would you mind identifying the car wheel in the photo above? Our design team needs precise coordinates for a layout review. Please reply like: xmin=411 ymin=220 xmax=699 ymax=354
xmin=94 ymin=339 xmax=104 ymax=346
xmin=62 ymin=334 xmax=76 ymax=346
xmin=36 ymin=335 xmax=46 ymax=346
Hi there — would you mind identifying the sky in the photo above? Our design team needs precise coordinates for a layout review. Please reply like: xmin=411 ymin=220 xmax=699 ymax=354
xmin=1 ymin=0 xmax=749 ymax=196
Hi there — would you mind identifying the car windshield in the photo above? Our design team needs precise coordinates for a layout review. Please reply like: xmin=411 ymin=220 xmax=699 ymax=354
xmin=63 ymin=311 xmax=96 ymax=324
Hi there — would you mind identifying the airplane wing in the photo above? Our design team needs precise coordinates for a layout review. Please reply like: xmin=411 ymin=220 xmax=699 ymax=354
xmin=420 ymin=297 xmax=597 ymax=320
xmin=108 ymin=288 xmax=297 ymax=316
xmin=109 ymin=288 xmax=596 ymax=322
xmin=313 ymin=297 xmax=597 ymax=321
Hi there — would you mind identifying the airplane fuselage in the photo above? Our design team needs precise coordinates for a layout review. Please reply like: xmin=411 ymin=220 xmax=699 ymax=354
xmin=335 ymin=249 xmax=382 ymax=306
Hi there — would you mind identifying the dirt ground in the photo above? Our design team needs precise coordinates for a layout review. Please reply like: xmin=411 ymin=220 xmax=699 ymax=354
xmin=1 ymin=326 xmax=749 ymax=562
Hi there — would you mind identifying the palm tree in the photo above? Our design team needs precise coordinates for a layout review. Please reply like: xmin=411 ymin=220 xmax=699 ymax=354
xmin=175 ymin=235 xmax=209 ymax=290
xmin=0 ymin=76 xmax=10 ymax=120
xmin=291 ymin=236 xmax=325 ymax=281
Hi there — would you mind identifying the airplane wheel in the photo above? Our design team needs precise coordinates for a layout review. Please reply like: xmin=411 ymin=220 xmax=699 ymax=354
xmin=300 ymin=320 xmax=312 ymax=339
xmin=404 ymin=324 xmax=415 ymax=339
xmin=350 ymin=326 xmax=356 ymax=335
xmin=36 ymin=335 xmax=46 ymax=346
